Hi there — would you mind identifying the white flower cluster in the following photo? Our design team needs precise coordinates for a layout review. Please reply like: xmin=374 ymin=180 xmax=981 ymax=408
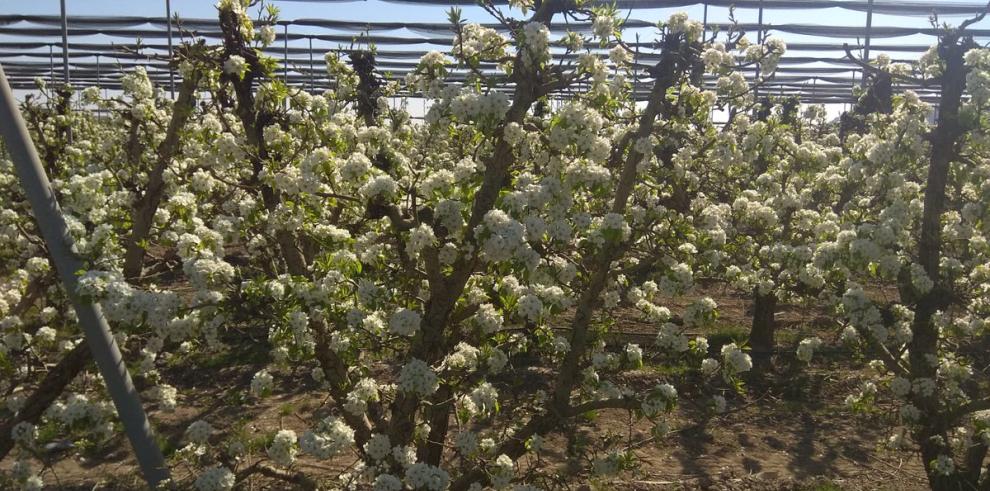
xmin=341 ymin=152 xmax=372 ymax=183
xmin=656 ymin=323 xmax=689 ymax=352
xmin=521 ymin=22 xmax=550 ymax=67
xmin=796 ymin=337 xmax=823 ymax=363
xmin=299 ymin=416 xmax=355 ymax=458
xmin=625 ymin=343 xmax=643 ymax=367
xmin=405 ymin=462 xmax=450 ymax=490
xmin=592 ymin=13 xmax=616 ymax=40
xmin=360 ymin=175 xmax=399 ymax=201
xmin=965 ymin=49 xmax=990 ymax=105
xmin=491 ymin=454 xmax=515 ymax=488
xmin=460 ymin=382 xmax=499 ymax=418
xmin=445 ymin=342 xmax=481 ymax=371
xmin=258 ymin=25 xmax=276 ymax=46
xmin=419 ymin=50 xmax=448 ymax=71
xmin=345 ymin=377 xmax=381 ymax=415
xmin=683 ymin=297 xmax=718 ymax=327
xmin=374 ymin=473 xmax=404 ymax=491
xmin=516 ymin=293 xmax=543 ymax=322
xmin=721 ymin=343 xmax=752 ymax=375
xmin=453 ymin=24 xmax=508 ymax=60
xmin=702 ymin=43 xmax=734 ymax=72
xmin=600 ymin=213 xmax=631 ymax=242
xmin=471 ymin=303 xmax=504 ymax=334
xmin=250 ymin=369 xmax=274 ymax=398
xmin=407 ymin=224 xmax=437 ymax=258
xmin=398 ymin=358 xmax=439 ymax=397
xmin=450 ymin=90 xmax=511 ymax=124
xmin=666 ymin=12 xmax=702 ymax=41
xmin=548 ymin=103 xmax=607 ymax=161
xmin=610 ymin=45 xmax=632 ymax=65
xmin=642 ymin=382 xmax=678 ymax=416
xmin=121 ymin=66 xmax=154 ymax=99
xmin=910 ymin=263 xmax=934 ymax=294
xmin=476 ymin=210 xmax=538 ymax=266
xmin=267 ymin=429 xmax=298 ymax=467
xmin=194 ymin=466 xmax=235 ymax=491
xmin=745 ymin=37 xmax=787 ymax=74
xmin=185 ymin=420 xmax=213 ymax=444
xmin=390 ymin=308 xmax=422 ymax=337
xmin=223 ymin=55 xmax=247 ymax=77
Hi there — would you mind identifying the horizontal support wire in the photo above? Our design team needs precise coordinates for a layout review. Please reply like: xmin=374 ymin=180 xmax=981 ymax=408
xmin=2 ymin=0 xmax=984 ymax=103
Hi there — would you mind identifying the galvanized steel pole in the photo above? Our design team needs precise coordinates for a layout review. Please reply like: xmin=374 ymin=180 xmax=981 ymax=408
xmin=0 ymin=64 xmax=171 ymax=489
xmin=757 ymin=0 xmax=765 ymax=45
xmin=59 ymin=0 xmax=69 ymax=85
xmin=862 ymin=0 xmax=874 ymax=87
xmin=95 ymin=54 xmax=100 ymax=93
xmin=702 ymin=1 xmax=708 ymax=33
xmin=166 ymin=0 xmax=175 ymax=98
xmin=755 ymin=0 xmax=764 ymax=101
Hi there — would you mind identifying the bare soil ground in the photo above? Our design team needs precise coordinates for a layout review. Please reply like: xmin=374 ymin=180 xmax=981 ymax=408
xmin=1 ymin=287 xmax=929 ymax=490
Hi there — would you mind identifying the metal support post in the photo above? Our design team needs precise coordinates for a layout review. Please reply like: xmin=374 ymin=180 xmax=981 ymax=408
xmin=166 ymin=0 xmax=175 ymax=98
xmin=702 ymin=1 xmax=708 ymax=34
xmin=96 ymin=54 xmax=102 ymax=116
xmin=60 ymin=0 xmax=69 ymax=86
xmin=754 ymin=0 xmax=764 ymax=101
xmin=862 ymin=0 xmax=874 ymax=87
xmin=0 ymin=64 xmax=171 ymax=489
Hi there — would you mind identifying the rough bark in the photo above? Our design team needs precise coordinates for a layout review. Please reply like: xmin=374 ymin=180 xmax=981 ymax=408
xmin=903 ymin=32 xmax=975 ymax=490
xmin=218 ymin=8 xmax=308 ymax=278
xmin=552 ymin=30 xmax=698 ymax=414
xmin=749 ymin=289 xmax=777 ymax=372
xmin=0 ymin=342 xmax=90 ymax=461
xmin=384 ymin=0 xmax=575 ymax=461
xmin=349 ymin=50 xmax=383 ymax=128
xmin=449 ymin=30 xmax=703 ymax=491
xmin=216 ymin=6 xmax=374 ymax=449
xmin=121 ymin=72 xmax=203 ymax=280
xmin=838 ymin=71 xmax=893 ymax=143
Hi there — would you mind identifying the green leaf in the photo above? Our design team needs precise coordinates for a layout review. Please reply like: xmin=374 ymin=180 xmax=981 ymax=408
xmin=446 ymin=7 xmax=463 ymax=27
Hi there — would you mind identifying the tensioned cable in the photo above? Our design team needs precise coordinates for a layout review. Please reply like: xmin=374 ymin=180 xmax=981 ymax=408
xmin=4 ymin=0 xmax=985 ymax=102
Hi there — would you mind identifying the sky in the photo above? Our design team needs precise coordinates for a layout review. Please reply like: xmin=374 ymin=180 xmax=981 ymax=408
xmin=2 ymin=0 xmax=990 ymax=117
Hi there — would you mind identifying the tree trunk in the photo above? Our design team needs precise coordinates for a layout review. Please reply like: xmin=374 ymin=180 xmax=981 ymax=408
xmin=122 ymin=72 xmax=202 ymax=280
xmin=0 ymin=342 xmax=89 ymax=461
xmin=749 ymin=289 xmax=777 ymax=374
xmin=904 ymin=34 xmax=973 ymax=490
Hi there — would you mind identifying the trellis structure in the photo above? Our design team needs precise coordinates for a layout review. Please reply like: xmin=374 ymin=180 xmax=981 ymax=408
xmin=1 ymin=0 xmax=989 ymax=104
